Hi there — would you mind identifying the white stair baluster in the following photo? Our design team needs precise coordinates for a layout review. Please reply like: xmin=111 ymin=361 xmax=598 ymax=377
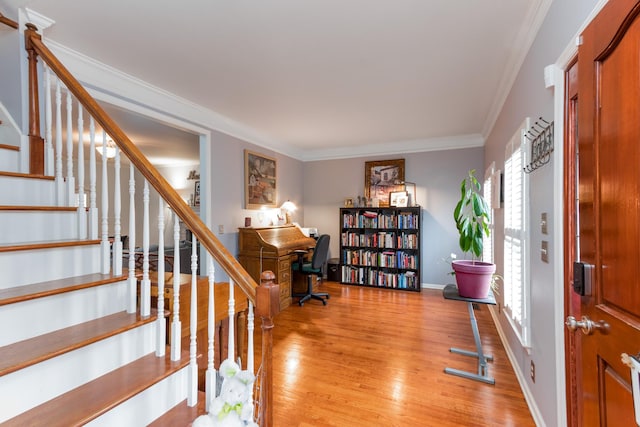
xmin=100 ymin=130 xmax=110 ymax=274
xmin=88 ymin=117 xmax=98 ymax=240
xmin=156 ymin=198 xmax=166 ymax=356
xmin=127 ymin=162 xmax=137 ymax=313
xmin=205 ymin=256 xmax=216 ymax=412
xmin=112 ymin=145 xmax=122 ymax=275
xmin=188 ymin=233 xmax=198 ymax=406
xmin=65 ymin=90 xmax=75 ymax=207
xmin=77 ymin=105 xmax=86 ymax=239
xmin=43 ymin=65 xmax=54 ymax=176
xmin=54 ymin=78 xmax=64 ymax=205
xmin=247 ymin=301 xmax=255 ymax=373
xmin=247 ymin=299 xmax=255 ymax=412
xmin=227 ymin=278 xmax=235 ymax=363
xmin=171 ymin=213 xmax=182 ymax=361
xmin=141 ymin=179 xmax=151 ymax=317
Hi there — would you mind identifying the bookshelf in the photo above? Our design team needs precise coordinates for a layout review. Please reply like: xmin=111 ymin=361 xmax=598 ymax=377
xmin=339 ymin=207 xmax=421 ymax=291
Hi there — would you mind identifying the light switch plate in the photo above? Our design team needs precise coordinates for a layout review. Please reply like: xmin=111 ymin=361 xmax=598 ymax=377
xmin=541 ymin=212 xmax=548 ymax=234
xmin=541 ymin=240 xmax=549 ymax=263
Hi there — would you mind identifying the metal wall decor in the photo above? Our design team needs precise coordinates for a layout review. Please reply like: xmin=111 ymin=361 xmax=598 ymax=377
xmin=523 ymin=117 xmax=554 ymax=174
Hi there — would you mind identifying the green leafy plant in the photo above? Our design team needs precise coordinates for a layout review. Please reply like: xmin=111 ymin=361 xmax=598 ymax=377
xmin=453 ymin=169 xmax=491 ymax=260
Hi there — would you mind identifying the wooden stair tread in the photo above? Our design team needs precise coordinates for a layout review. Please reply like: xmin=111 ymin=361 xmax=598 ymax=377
xmin=0 ymin=205 xmax=76 ymax=211
xmin=0 ymin=238 xmax=101 ymax=253
xmin=0 ymin=171 xmax=54 ymax=180
xmin=1 ymin=351 xmax=190 ymax=427
xmin=148 ymin=392 xmax=206 ymax=426
xmin=0 ymin=310 xmax=157 ymax=376
xmin=0 ymin=271 xmax=127 ymax=306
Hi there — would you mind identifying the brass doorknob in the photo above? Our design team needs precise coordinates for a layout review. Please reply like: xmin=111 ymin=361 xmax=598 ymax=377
xmin=565 ymin=315 xmax=608 ymax=335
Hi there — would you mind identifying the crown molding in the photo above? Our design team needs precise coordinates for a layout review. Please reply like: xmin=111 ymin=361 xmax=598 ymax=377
xmin=301 ymin=134 xmax=484 ymax=161
xmin=45 ymin=40 xmax=483 ymax=163
xmin=45 ymin=40 xmax=305 ymax=159
xmin=481 ymin=0 xmax=553 ymax=139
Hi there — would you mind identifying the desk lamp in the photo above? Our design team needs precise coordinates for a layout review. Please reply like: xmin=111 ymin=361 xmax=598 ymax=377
xmin=280 ymin=200 xmax=297 ymax=224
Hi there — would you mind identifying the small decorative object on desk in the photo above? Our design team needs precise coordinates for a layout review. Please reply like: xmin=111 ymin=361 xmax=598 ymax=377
xmin=191 ymin=358 xmax=258 ymax=427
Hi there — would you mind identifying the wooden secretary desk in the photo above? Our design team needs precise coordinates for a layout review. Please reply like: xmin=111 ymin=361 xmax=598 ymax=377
xmin=238 ymin=224 xmax=316 ymax=309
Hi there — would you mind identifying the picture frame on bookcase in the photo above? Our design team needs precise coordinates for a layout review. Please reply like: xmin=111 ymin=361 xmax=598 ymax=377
xmin=364 ymin=159 xmax=405 ymax=207
xmin=389 ymin=190 xmax=408 ymax=207
xmin=245 ymin=149 xmax=277 ymax=209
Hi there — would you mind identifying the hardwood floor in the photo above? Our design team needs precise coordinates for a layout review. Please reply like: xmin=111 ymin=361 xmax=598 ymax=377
xmin=259 ymin=281 xmax=535 ymax=427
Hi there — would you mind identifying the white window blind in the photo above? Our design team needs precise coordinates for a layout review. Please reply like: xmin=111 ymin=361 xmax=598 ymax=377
xmin=503 ymin=119 xmax=530 ymax=347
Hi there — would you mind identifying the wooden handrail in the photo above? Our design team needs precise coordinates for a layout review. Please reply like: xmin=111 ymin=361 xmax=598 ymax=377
xmin=23 ymin=25 xmax=259 ymax=304
xmin=0 ymin=13 xmax=18 ymax=29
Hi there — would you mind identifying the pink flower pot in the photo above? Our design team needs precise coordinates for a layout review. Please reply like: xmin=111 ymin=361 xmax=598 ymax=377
xmin=452 ymin=260 xmax=496 ymax=299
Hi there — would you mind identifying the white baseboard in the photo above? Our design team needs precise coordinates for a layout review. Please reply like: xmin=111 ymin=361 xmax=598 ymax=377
xmin=422 ymin=282 xmax=446 ymax=290
xmin=488 ymin=306 xmax=545 ymax=427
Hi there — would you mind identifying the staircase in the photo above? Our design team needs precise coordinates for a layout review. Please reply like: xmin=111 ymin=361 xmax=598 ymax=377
xmin=0 ymin=129 xmax=194 ymax=425
xmin=0 ymin=11 xmax=278 ymax=427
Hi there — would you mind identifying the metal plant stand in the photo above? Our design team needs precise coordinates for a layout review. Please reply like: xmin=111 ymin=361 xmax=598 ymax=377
xmin=442 ymin=283 xmax=496 ymax=385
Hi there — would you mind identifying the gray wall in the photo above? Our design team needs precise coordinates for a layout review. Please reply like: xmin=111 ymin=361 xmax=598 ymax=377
xmin=483 ymin=1 xmax=599 ymax=426
xmin=302 ymin=147 xmax=483 ymax=285
xmin=207 ymin=129 xmax=306 ymax=281
xmin=0 ymin=28 xmax=24 ymax=132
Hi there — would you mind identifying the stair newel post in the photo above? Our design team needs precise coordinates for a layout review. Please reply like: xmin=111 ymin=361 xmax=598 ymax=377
xmin=24 ymin=23 xmax=44 ymax=176
xmin=127 ymin=162 xmax=137 ymax=313
xmin=171 ymin=212 xmax=182 ymax=360
xmin=141 ymin=179 xmax=151 ymax=317
xmin=88 ymin=117 xmax=98 ymax=240
xmin=43 ymin=65 xmax=54 ymax=176
xmin=54 ymin=78 xmax=64 ymax=205
xmin=77 ymin=105 xmax=87 ymax=239
xmin=205 ymin=256 xmax=216 ymax=412
xmin=65 ymin=91 xmax=75 ymax=206
xmin=256 ymin=271 xmax=279 ymax=427
xmin=187 ymin=233 xmax=199 ymax=406
xmin=156 ymin=198 xmax=166 ymax=357
xmin=112 ymin=146 xmax=122 ymax=275
xmin=100 ymin=130 xmax=110 ymax=274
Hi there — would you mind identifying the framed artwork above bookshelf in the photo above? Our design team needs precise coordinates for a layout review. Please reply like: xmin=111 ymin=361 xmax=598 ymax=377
xmin=339 ymin=207 xmax=421 ymax=291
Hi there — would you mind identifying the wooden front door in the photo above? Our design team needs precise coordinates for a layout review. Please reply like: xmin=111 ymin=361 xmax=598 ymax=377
xmin=568 ymin=0 xmax=640 ymax=425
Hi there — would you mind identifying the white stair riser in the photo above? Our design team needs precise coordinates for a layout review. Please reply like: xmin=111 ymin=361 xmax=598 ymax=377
xmin=0 ymin=210 xmax=79 ymax=243
xmin=88 ymin=367 xmax=189 ymax=427
xmin=0 ymin=244 xmax=101 ymax=288
xmin=0 ymin=280 xmax=129 ymax=346
xmin=0 ymin=322 xmax=157 ymax=423
xmin=0 ymin=149 xmax=20 ymax=173
xmin=0 ymin=176 xmax=57 ymax=206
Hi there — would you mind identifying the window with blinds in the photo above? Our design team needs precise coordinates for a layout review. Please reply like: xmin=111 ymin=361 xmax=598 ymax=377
xmin=483 ymin=164 xmax=494 ymax=263
xmin=503 ymin=119 xmax=530 ymax=347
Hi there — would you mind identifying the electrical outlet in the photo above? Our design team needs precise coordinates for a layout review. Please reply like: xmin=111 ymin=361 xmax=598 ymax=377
xmin=218 ymin=224 xmax=224 ymax=234
xmin=530 ymin=360 xmax=535 ymax=383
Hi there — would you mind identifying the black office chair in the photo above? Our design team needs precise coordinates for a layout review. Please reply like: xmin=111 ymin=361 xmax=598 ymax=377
xmin=292 ymin=234 xmax=331 ymax=306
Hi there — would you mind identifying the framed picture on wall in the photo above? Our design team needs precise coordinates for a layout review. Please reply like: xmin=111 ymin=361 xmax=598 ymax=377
xmin=193 ymin=180 xmax=200 ymax=206
xmin=245 ymin=149 xmax=277 ymax=209
xmin=389 ymin=190 xmax=408 ymax=207
xmin=364 ymin=159 xmax=405 ymax=207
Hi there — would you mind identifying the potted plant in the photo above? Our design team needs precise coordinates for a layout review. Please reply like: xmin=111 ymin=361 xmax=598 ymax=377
xmin=452 ymin=169 xmax=495 ymax=299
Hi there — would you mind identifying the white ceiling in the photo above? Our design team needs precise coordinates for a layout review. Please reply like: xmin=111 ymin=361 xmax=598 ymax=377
xmin=0 ymin=0 xmax=550 ymax=161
